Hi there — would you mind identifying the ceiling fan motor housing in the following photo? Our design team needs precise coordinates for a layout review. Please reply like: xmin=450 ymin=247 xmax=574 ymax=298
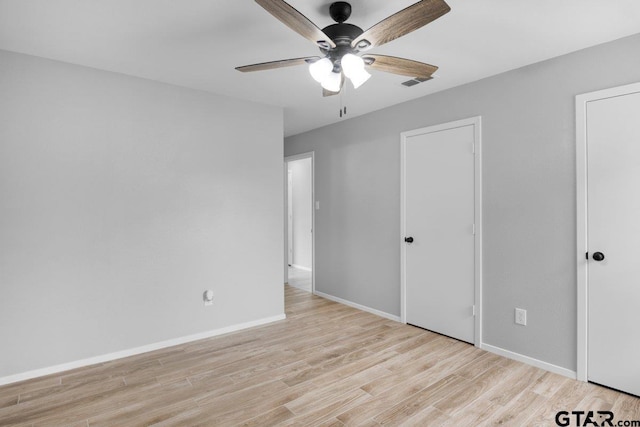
xmin=320 ymin=23 xmax=364 ymax=70
xmin=321 ymin=3 xmax=369 ymax=66
xmin=321 ymin=23 xmax=363 ymax=48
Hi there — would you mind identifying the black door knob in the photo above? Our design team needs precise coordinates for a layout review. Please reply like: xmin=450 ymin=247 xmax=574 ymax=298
xmin=404 ymin=237 xmax=414 ymax=243
xmin=593 ymin=252 xmax=605 ymax=261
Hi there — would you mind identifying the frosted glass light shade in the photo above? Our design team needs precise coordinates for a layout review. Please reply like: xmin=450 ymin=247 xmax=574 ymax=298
xmin=349 ymin=68 xmax=371 ymax=89
xmin=341 ymin=53 xmax=364 ymax=78
xmin=309 ymin=58 xmax=333 ymax=83
xmin=321 ymin=71 xmax=342 ymax=92
xmin=341 ymin=53 xmax=371 ymax=89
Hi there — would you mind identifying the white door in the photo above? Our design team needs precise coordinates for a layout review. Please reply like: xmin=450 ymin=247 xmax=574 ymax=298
xmin=402 ymin=120 xmax=477 ymax=344
xmin=586 ymin=88 xmax=640 ymax=396
xmin=287 ymin=170 xmax=293 ymax=266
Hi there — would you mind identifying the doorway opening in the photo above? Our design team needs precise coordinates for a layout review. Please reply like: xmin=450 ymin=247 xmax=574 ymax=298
xmin=285 ymin=153 xmax=314 ymax=293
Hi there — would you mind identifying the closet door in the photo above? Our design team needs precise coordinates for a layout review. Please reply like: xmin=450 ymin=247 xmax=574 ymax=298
xmin=402 ymin=120 xmax=477 ymax=344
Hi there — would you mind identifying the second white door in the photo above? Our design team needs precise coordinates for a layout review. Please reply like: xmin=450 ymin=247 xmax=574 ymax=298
xmin=585 ymin=86 xmax=640 ymax=397
xmin=402 ymin=119 xmax=477 ymax=344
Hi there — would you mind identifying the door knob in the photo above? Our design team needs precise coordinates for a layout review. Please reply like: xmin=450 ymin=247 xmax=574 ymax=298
xmin=593 ymin=252 xmax=605 ymax=261
xmin=404 ymin=237 xmax=414 ymax=243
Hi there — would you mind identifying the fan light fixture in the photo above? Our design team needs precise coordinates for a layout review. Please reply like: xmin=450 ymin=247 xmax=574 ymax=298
xmin=321 ymin=70 xmax=342 ymax=92
xmin=309 ymin=54 xmax=371 ymax=91
xmin=309 ymin=58 xmax=333 ymax=83
xmin=341 ymin=53 xmax=371 ymax=89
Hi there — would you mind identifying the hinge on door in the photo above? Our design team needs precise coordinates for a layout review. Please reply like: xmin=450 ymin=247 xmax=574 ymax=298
xmin=586 ymin=252 xmax=589 ymax=260
xmin=472 ymin=224 xmax=476 ymax=235
xmin=472 ymin=143 xmax=475 ymax=154
xmin=472 ymin=305 xmax=476 ymax=316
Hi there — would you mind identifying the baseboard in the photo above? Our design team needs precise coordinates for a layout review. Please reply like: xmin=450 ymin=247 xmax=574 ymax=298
xmin=0 ymin=314 xmax=286 ymax=387
xmin=291 ymin=264 xmax=312 ymax=272
xmin=480 ymin=343 xmax=577 ymax=379
xmin=314 ymin=291 xmax=401 ymax=322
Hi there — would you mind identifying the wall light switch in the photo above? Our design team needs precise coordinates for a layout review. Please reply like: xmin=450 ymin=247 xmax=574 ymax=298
xmin=315 ymin=201 xmax=320 ymax=210
xmin=515 ymin=308 xmax=527 ymax=326
xmin=203 ymin=290 xmax=214 ymax=307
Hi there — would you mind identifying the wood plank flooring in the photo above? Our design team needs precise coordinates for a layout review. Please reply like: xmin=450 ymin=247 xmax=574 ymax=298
xmin=287 ymin=267 xmax=312 ymax=293
xmin=1 ymin=285 xmax=639 ymax=426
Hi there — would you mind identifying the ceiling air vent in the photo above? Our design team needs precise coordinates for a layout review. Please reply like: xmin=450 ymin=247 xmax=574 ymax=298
xmin=402 ymin=76 xmax=433 ymax=87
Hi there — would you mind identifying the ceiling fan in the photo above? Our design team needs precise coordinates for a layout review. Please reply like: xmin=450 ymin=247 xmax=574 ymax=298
xmin=236 ymin=0 xmax=451 ymax=96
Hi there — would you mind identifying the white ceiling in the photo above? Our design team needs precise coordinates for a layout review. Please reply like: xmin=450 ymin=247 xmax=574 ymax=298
xmin=1 ymin=1 xmax=639 ymax=136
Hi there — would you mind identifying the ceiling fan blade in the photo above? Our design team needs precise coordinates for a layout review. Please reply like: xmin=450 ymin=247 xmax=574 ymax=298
xmin=352 ymin=0 xmax=450 ymax=50
xmin=236 ymin=56 xmax=320 ymax=72
xmin=364 ymin=54 xmax=438 ymax=79
xmin=255 ymin=0 xmax=336 ymax=49
xmin=323 ymin=88 xmax=339 ymax=97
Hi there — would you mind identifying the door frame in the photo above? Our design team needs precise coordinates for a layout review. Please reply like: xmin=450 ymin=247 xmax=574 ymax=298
xmin=575 ymin=81 xmax=640 ymax=382
xmin=284 ymin=151 xmax=315 ymax=294
xmin=400 ymin=116 xmax=483 ymax=347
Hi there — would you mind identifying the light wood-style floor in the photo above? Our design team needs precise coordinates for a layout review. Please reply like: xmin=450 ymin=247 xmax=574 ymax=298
xmin=287 ymin=266 xmax=312 ymax=293
xmin=1 ymin=286 xmax=639 ymax=426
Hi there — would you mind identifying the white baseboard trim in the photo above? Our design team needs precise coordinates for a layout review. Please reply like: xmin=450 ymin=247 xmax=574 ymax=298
xmin=0 ymin=314 xmax=286 ymax=387
xmin=314 ymin=291 xmax=401 ymax=322
xmin=291 ymin=264 xmax=312 ymax=272
xmin=481 ymin=343 xmax=577 ymax=379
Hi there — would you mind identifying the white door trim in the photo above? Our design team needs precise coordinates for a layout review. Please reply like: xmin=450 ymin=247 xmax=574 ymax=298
xmin=285 ymin=152 xmax=316 ymax=294
xmin=287 ymin=170 xmax=293 ymax=267
xmin=575 ymin=81 xmax=640 ymax=383
xmin=400 ymin=116 xmax=483 ymax=347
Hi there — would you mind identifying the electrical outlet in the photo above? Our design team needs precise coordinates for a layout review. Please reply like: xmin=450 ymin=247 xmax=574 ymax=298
xmin=515 ymin=308 xmax=527 ymax=326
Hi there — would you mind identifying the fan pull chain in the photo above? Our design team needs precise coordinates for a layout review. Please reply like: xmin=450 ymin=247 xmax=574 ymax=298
xmin=339 ymin=80 xmax=348 ymax=118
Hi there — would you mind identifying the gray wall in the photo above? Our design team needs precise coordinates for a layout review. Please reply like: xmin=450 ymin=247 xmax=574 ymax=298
xmin=0 ymin=50 xmax=284 ymax=378
xmin=289 ymin=158 xmax=312 ymax=270
xmin=285 ymin=33 xmax=640 ymax=371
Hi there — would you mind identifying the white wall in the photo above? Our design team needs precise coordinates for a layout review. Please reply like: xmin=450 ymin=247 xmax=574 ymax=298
xmin=0 ymin=50 xmax=284 ymax=379
xmin=285 ymin=33 xmax=640 ymax=372
xmin=288 ymin=158 xmax=312 ymax=270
